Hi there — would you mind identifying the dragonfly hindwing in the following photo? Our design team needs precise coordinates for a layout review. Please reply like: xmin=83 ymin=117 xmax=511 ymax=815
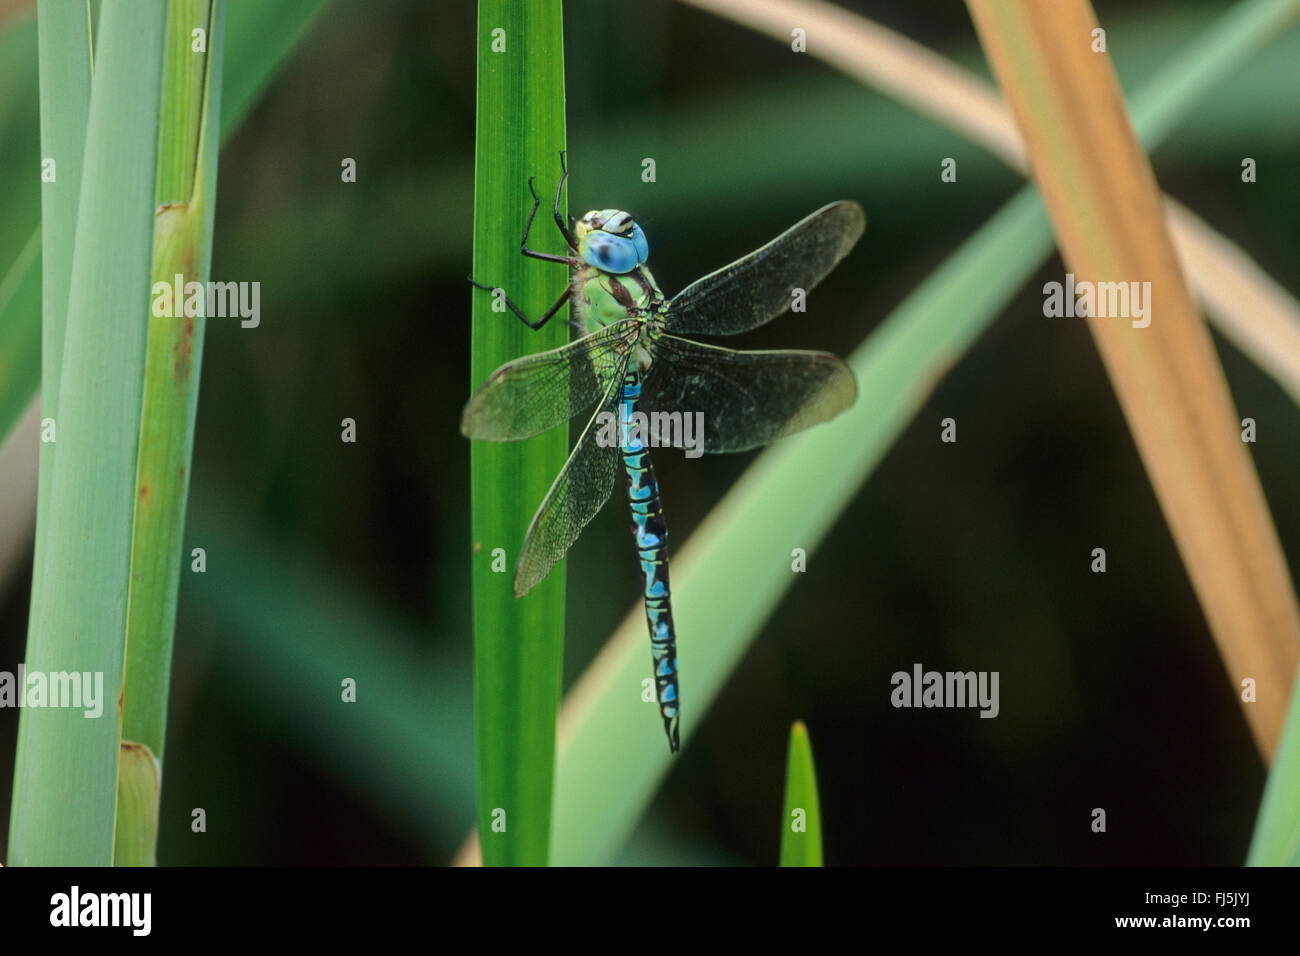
xmin=513 ymin=355 xmax=630 ymax=597
xmin=641 ymin=334 xmax=857 ymax=453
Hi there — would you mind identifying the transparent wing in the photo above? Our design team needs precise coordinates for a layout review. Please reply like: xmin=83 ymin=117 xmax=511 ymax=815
xmin=641 ymin=333 xmax=857 ymax=453
xmin=662 ymin=201 xmax=864 ymax=336
xmin=460 ymin=319 xmax=639 ymax=442
xmin=514 ymin=355 xmax=629 ymax=596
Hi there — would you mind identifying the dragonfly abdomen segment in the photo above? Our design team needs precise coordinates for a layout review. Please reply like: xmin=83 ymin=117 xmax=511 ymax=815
xmin=618 ymin=369 xmax=681 ymax=753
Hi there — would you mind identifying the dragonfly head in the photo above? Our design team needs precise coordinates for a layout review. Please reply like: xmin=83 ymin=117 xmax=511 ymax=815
xmin=574 ymin=208 xmax=649 ymax=274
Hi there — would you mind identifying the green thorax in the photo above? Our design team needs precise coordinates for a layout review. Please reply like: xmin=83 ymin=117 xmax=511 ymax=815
xmin=573 ymin=261 xmax=665 ymax=335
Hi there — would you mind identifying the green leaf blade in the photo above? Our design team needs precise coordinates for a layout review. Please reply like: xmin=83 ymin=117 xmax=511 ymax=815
xmin=470 ymin=0 xmax=568 ymax=867
xmin=115 ymin=0 xmax=226 ymax=867
xmin=780 ymin=721 xmax=823 ymax=867
xmin=1249 ymin=675 xmax=1300 ymax=864
xmin=8 ymin=0 xmax=167 ymax=866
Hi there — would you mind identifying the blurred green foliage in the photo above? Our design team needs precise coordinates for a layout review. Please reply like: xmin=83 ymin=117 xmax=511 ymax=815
xmin=1 ymin=0 xmax=1297 ymax=864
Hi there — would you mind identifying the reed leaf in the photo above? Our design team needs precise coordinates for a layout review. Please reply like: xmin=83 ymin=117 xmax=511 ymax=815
xmin=4 ymin=0 xmax=89 ymax=858
xmin=3 ymin=0 xmax=323 ymax=866
xmin=0 ymin=0 xmax=328 ymax=446
xmin=115 ymin=0 xmax=224 ymax=866
xmin=27 ymin=0 xmax=92 ymax=701
xmin=1249 ymin=687 xmax=1300 ymax=864
xmin=469 ymin=0 xmax=568 ymax=866
xmin=779 ymin=721 xmax=822 ymax=866
xmin=964 ymin=0 xmax=1299 ymax=759
xmin=7 ymin=0 xmax=165 ymax=866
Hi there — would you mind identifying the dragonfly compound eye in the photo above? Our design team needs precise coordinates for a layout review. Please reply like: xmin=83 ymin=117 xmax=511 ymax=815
xmin=631 ymin=223 xmax=649 ymax=262
xmin=582 ymin=232 xmax=641 ymax=274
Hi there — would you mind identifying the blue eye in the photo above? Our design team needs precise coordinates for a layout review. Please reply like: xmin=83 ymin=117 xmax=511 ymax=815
xmin=631 ymin=224 xmax=648 ymax=262
xmin=584 ymin=234 xmax=639 ymax=273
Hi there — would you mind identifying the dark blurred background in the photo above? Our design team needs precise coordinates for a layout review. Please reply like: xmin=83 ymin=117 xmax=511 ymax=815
xmin=2 ymin=0 xmax=1298 ymax=864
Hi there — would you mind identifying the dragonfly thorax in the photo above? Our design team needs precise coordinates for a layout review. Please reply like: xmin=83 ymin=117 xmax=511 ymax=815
xmin=572 ymin=262 xmax=665 ymax=337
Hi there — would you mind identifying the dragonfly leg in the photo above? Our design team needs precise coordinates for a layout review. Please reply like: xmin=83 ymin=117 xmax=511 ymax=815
xmin=552 ymin=152 xmax=578 ymax=249
xmin=522 ymin=176 xmax=574 ymax=265
xmin=466 ymin=276 xmax=571 ymax=332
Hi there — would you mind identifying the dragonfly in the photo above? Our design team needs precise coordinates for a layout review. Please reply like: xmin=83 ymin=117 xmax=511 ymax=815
xmin=462 ymin=158 xmax=863 ymax=753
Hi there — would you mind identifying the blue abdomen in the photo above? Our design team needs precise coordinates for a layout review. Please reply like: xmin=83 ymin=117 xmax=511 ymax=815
xmin=618 ymin=369 xmax=680 ymax=752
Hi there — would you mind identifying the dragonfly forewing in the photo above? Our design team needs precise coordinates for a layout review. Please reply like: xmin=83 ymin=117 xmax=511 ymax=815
xmin=641 ymin=333 xmax=857 ymax=453
xmin=513 ymin=355 xmax=630 ymax=597
xmin=460 ymin=319 xmax=639 ymax=442
xmin=662 ymin=201 xmax=864 ymax=337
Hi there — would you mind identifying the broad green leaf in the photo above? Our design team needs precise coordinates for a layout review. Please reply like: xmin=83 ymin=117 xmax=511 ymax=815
xmin=8 ymin=0 xmax=166 ymax=866
xmin=469 ymin=0 xmax=568 ymax=867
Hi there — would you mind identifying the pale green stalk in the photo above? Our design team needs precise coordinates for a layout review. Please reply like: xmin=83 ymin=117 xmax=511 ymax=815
xmin=115 ymin=0 xmax=224 ymax=866
xmin=8 ymin=0 xmax=165 ymax=866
